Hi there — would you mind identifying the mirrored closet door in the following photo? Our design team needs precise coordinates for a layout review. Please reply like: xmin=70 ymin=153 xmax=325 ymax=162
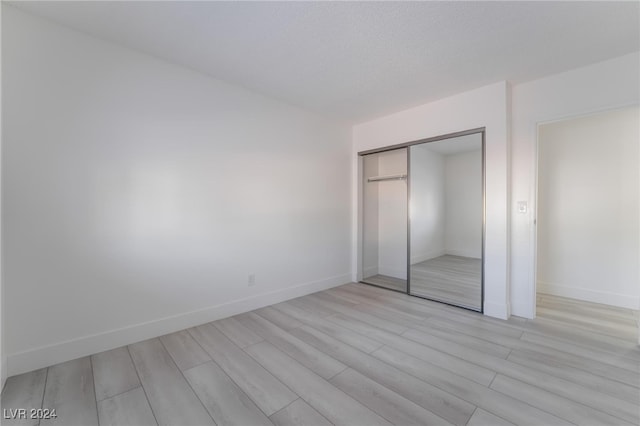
xmin=361 ymin=148 xmax=408 ymax=292
xmin=359 ymin=130 xmax=484 ymax=312
xmin=408 ymin=133 xmax=483 ymax=311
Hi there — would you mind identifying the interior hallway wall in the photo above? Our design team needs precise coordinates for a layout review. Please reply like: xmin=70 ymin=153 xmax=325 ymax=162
xmin=3 ymin=7 xmax=351 ymax=376
xmin=537 ymin=107 xmax=639 ymax=309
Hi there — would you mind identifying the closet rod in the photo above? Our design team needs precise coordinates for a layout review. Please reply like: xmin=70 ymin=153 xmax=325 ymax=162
xmin=367 ymin=174 xmax=407 ymax=182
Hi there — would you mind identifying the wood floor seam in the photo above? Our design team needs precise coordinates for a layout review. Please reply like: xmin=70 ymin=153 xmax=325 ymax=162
xmin=156 ymin=337 xmax=217 ymax=425
xmin=37 ymin=367 xmax=48 ymax=426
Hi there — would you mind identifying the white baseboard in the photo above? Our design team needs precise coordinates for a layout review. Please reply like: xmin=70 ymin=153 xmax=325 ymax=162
xmin=410 ymin=249 xmax=445 ymax=265
xmin=7 ymin=273 xmax=351 ymax=377
xmin=537 ymin=281 xmax=640 ymax=310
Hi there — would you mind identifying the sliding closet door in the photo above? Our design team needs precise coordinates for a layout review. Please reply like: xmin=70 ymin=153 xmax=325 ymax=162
xmin=408 ymin=133 xmax=484 ymax=311
xmin=361 ymin=148 xmax=408 ymax=292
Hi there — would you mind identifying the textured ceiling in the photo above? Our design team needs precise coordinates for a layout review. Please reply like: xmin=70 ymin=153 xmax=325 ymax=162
xmin=8 ymin=1 xmax=640 ymax=123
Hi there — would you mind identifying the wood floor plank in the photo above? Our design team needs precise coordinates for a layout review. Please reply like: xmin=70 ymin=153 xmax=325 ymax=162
xmin=511 ymin=344 xmax=640 ymax=389
xmin=92 ymin=346 xmax=140 ymax=401
xmin=521 ymin=331 xmax=640 ymax=372
xmin=372 ymin=346 xmax=571 ymax=426
xmin=214 ymin=316 xmax=264 ymax=348
xmin=40 ymin=357 xmax=98 ymax=426
xmin=424 ymin=315 xmax=640 ymax=388
xmin=349 ymin=299 xmax=423 ymax=328
xmin=289 ymin=325 xmax=476 ymax=426
xmin=425 ymin=316 xmax=524 ymax=340
xmin=244 ymin=341 xmax=392 ymax=426
xmin=507 ymin=348 xmax=640 ymax=403
xmin=326 ymin=313 xmax=496 ymax=386
xmin=330 ymin=368 xmax=453 ymax=426
xmin=466 ymin=409 xmax=515 ymax=426
xmin=423 ymin=315 xmax=524 ymax=345
xmin=0 ymin=368 xmax=47 ymax=426
xmin=307 ymin=293 xmax=409 ymax=334
xmin=235 ymin=312 xmax=347 ymax=379
xmin=403 ymin=326 xmax=512 ymax=359
xmin=402 ymin=326 xmax=640 ymax=424
xmin=97 ymin=386 xmax=157 ymax=426
xmin=183 ymin=361 xmax=273 ymax=426
xmin=265 ymin=301 xmax=384 ymax=353
xmin=523 ymin=316 xmax=640 ymax=358
xmin=272 ymin=300 xmax=326 ymax=322
xmin=536 ymin=306 xmax=637 ymax=340
xmin=159 ymin=330 xmax=210 ymax=371
xmin=269 ymin=399 xmax=332 ymax=426
xmin=254 ymin=306 xmax=304 ymax=330
xmin=128 ymin=339 xmax=214 ymax=426
xmin=423 ymin=307 xmax=525 ymax=337
xmin=188 ymin=322 xmax=297 ymax=416
xmin=490 ymin=374 xmax=635 ymax=426
xmin=289 ymin=296 xmax=340 ymax=318
xmin=309 ymin=291 xmax=359 ymax=308
xmin=340 ymin=290 xmax=432 ymax=320
xmin=538 ymin=300 xmax=638 ymax=326
xmin=325 ymin=287 xmax=373 ymax=304
xmin=537 ymin=294 xmax=637 ymax=321
xmin=329 ymin=288 xmax=429 ymax=325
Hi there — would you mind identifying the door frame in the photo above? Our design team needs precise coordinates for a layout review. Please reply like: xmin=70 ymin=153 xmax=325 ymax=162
xmin=531 ymin=105 xmax=640 ymax=337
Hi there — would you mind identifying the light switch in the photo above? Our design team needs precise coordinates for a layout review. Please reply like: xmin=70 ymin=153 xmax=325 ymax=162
xmin=517 ymin=201 xmax=528 ymax=214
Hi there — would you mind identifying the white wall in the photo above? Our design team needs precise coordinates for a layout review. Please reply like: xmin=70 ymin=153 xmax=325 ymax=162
xmin=444 ymin=149 xmax=483 ymax=259
xmin=377 ymin=149 xmax=408 ymax=278
xmin=3 ymin=7 xmax=351 ymax=376
xmin=511 ymin=52 xmax=640 ymax=318
xmin=353 ymin=82 xmax=510 ymax=319
xmin=409 ymin=146 xmax=445 ymax=264
xmin=537 ymin=107 xmax=639 ymax=309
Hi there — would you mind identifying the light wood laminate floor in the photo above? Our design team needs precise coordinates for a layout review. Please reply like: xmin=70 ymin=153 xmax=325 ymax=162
xmin=2 ymin=283 xmax=639 ymax=426
xmin=410 ymin=255 xmax=482 ymax=310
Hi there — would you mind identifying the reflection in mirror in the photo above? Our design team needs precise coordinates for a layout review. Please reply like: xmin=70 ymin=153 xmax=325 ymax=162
xmin=409 ymin=133 xmax=483 ymax=310
xmin=362 ymin=148 xmax=408 ymax=292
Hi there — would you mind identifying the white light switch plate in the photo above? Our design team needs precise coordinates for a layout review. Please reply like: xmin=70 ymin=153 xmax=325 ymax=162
xmin=517 ymin=201 xmax=527 ymax=213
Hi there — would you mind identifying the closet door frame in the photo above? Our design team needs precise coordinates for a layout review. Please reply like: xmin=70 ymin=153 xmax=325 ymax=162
xmin=357 ymin=127 xmax=486 ymax=313
xmin=359 ymin=147 xmax=409 ymax=293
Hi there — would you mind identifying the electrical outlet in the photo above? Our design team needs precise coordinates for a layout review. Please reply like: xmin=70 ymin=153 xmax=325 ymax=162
xmin=248 ymin=274 xmax=256 ymax=286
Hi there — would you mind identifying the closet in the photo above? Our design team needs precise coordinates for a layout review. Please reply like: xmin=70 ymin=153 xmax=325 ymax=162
xmin=359 ymin=130 xmax=485 ymax=311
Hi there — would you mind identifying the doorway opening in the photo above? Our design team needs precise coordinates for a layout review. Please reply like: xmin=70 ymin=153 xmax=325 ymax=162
xmin=535 ymin=106 xmax=640 ymax=342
